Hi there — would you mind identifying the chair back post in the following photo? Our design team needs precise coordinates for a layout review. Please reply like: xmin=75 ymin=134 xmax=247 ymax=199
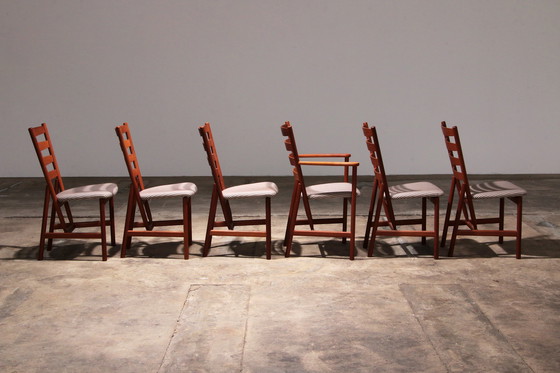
xmin=198 ymin=122 xmax=234 ymax=225
xmin=115 ymin=123 xmax=145 ymax=193
xmin=198 ymin=123 xmax=227 ymax=192
xmin=441 ymin=121 xmax=471 ymax=193
xmin=440 ymin=121 xmax=477 ymax=220
xmin=362 ymin=122 xmax=396 ymax=223
xmin=281 ymin=121 xmax=306 ymax=189
xmin=28 ymin=123 xmax=73 ymax=229
xmin=28 ymin=123 xmax=65 ymax=199
xmin=115 ymin=123 xmax=153 ymax=227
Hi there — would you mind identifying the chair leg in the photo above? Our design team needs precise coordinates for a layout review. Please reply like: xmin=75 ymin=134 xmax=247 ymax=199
xmin=285 ymin=187 xmax=301 ymax=258
xmin=203 ymin=187 xmax=219 ymax=257
xmin=421 ymin=198 xmax=427 ymax=246
xmin=448 ymin=193 xmax=465 ymax=257
xmin=363 ymin=185 xmax=377 ymax=249
xmin=266 ymin=197 xmax=272 ymax=260
xmin=342 ymin=197 xmax=348 ymax=244
xmin=109 ymin=197 xmax=116 ymax=246
xmin=441 ymin=180 xmax=456 ymax=248
xmin=433 ymin=197 xmax=440 ymax=259
xmin=283 ymin=180 xmax=299 ymax=246
xmin=47 ymin=198 xmax=57 ymax=252
xmin=121 ymin=188 xmax=136 ymax=258
xmin=187 ymin=197 xmax=193 ymax=246
xmin=38 ymin=189 xmax=51 ymax=260
xmin=99 ymin=199 xmax=108 ymax=261
xmin=183 ymin=196 xmax=190 ymax=260
xmin=498 ymin=198 xmax=505 ymax=244
xmin=349 ymin=174 xmax=357 ymax=260
xmin=515 ymin=197 xmax=523 ymax=259
xmin=368 ymin=188 xmax=385 ymax=257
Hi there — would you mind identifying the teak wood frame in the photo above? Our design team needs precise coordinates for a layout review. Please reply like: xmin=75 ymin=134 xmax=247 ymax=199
xmin=115 ymin=122 xmax=193 ymax=259
xmin=28 ymin=123 xmax=116 ymax=261
xmin=440 ymin=121 xmax=524 ymax=259
xmin=361 ymin=123 xmax=441 ymax=258
xmin=281 ymin=121 xmax=359 ymax=260
xmin=198 ymin=122 xmax=274 ymax=259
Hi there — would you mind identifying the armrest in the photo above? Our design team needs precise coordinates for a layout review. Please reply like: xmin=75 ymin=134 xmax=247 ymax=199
xmin=299 ymin=153 xmax=351 ymax=158
xmin=299 ymin=161 xmax=359 ymax=167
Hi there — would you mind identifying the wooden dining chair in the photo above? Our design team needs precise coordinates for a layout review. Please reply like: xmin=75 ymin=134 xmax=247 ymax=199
xmin=440 ymin=121 xmax=527 ymax=258
xmin=28 ymin=123 xmax=118 ymax=261
xmin=115 ymin=123 xmax=197 ymax=259
xmin=361 ymin=123 xmax=443 ymax=258
xmin=281 ymin=121 xmax=360 ymax=260
xmin=198 ymin=122 xmax=278 ymax=259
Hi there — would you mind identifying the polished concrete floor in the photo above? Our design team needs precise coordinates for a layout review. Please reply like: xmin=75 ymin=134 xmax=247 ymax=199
xmin=0 ymin=175 xmax=559 ymax=372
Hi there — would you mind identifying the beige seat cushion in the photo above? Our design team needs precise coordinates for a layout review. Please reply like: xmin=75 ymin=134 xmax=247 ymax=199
xmin=389 ymin=181 xmax=443 ymax=199
xmin=57 ymin=183 xmax=118 ymax=202
xmin=306 ymin=182 xmax=360 ymax=199
xmin=140 ymin=182 xmax=197 ymax=200
xmin=222 ymin=181 xmax=278 ymax=199
xmin=471 ymin=180 xmax=527 ymax=199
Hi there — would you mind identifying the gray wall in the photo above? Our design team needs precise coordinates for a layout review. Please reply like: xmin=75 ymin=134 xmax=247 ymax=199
xmin=2 ymin=0 xmax=559 ymax=177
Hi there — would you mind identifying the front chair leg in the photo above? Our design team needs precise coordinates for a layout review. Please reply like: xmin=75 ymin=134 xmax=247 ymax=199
xmin=421 ymin=197 xmax=427 ymax=245
xmin=266 ymin=197 xmax=272 ymax=260
xmin=432 ymin=197 xmax=440 ymax=259
xmin=99 ymin=199 xmax=108 ymax=261
xmin=183 ymin=196 xmax=191 ymax=260
xmin=109 ymin=197 xmax=116 ymax=246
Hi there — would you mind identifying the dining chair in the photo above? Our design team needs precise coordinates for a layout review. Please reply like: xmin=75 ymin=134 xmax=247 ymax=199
xmin=361 ymin=123 xmax=443 ymax=258
xmin=198 ymin=122 xmax=278 ymax=259
xmin=115 ymin=122 xmax=197 ymax=259
xmin=28 ymin=123 xmax=118 ymax=261
xmin=281 ymin=121 xmax=360 ymax=260
xmin=440 ymin=121 xmax=527 ymax=258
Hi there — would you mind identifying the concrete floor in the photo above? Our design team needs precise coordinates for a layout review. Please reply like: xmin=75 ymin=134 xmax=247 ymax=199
xmin=0 ymin=175 xmax=559 ymax=372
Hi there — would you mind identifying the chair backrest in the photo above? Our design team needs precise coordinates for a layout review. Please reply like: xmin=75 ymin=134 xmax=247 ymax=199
xmin=362 ymin=123 xmax=390 ymax=190
xmin=441 ymin=121 xmax=471 ymax=192
xmin=115 ymin=122 xmax=145 ymax=192
xmin=198 ymin=122 xmax=227 ymax=192
xmin=28 ymin=123 xmax=65 ymax=198
xmin=280 ymin=121 xmax=306 ymax=186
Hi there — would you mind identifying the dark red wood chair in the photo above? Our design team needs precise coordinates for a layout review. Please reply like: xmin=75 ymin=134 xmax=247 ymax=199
xmin=115 ymin=123 xmax=197 ymax=259
xmin=440 ymin=121 xmax=526 ymax=258
xmin=281 ymin=121 xmax=360 ymax=260
xmin=28 ymin=123 xmax=117 ymax=260
xmin=198 ymin=122 xmax=278 ymax=259
xmin=362 ymin=123 xmax=443 ymax=258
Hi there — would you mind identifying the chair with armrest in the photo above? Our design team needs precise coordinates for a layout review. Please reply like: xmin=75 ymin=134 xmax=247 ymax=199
xmin=281 ymin=121 xmax=360 ymax=260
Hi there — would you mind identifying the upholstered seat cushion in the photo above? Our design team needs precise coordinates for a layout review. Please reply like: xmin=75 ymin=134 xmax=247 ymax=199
xmin=139 ymin=182 xmax=197 ymax=200
xmin=306 ymin=182 xmax=360 ymax=199
xmin=222 ymin=181 xmax=278 ymax=199
xmin=57 ymin=183 xmax=118 ymax=202
xmin=471 ymin=180 xmax=527 ymax=199
xmin=389 ymin=181 xmax=443 ymax=200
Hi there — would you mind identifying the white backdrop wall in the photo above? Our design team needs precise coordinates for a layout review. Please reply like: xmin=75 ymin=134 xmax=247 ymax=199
xmin=2 ymin=0 xmax=559 ymax=177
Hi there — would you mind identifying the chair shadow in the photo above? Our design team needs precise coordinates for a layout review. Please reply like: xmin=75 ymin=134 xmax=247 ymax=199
xmin=286 ymin=239 xmax=360 ymax=259
xmin=1 ymin=235 xmax=557 ymax=260
xmin=204 ymin=240 xmax=286 ymax=259
xmin=425 ymin=235 xmax=559 ymax=259
xmin=125 ymin=240 xmax=203 ymax=259
xmin=0 ymin=241 xmax=121 ymax=261
xmin=367 ymin=239 xmax=438 ymax=258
